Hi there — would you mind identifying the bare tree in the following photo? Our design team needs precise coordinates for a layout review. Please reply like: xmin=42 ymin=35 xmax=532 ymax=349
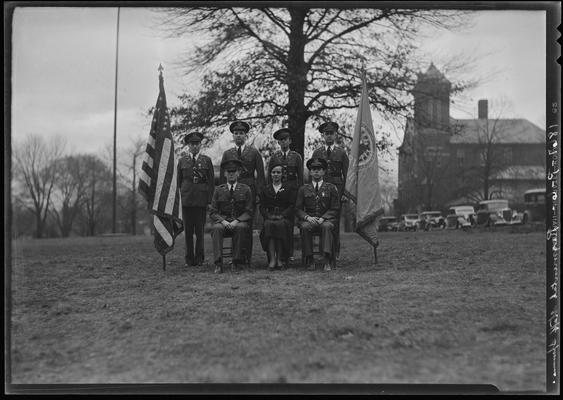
xmin=80 ymin=154 xmax=113 ymax=236
xmin=454 ymin=100 xmax=517 ymax=203
xmin=156 ymin=7 xmax=474 ymax=158
xmin=13 ymin=134 xmax=66 ymax=238
xmin=125 ymin=136 xmax=146 ymax=235
xmin=50 ymin=155 xmax=91 ymax=237
xmin=398 ymin=121 xmax=461 ymax=212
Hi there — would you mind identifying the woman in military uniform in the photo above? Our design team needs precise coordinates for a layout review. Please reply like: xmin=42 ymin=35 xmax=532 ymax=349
xmin=259 ymin=161 xmax=296 ymax=271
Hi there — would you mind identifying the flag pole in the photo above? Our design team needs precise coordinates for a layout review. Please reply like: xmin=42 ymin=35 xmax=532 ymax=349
xmin=112 ymin=7 xmax=121 ymax=233
xmin=163 ymin=255 xmax=166 ymax=271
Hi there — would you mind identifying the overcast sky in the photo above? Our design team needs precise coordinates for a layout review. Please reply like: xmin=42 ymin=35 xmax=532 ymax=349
xmin=11 ymin=6 xmax=548 ymax=181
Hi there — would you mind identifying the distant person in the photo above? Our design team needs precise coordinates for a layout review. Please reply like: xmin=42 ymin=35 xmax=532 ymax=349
xmin=177 ymin=131 xmax=214 ymax=267
xmin=259 ymin=161 xmax=296 ymax=271
xmin=311 ymin=121 xmax=349 ymax=257
xmin=267 ymin=127 xmax=303 ymax=260
xmin=209 ymin=158 xmax=253 ymax=274
xmin=295 ymin=157 xmax=339 ymax=272
xmin=220 ymin=120 xmax=265 ymax=207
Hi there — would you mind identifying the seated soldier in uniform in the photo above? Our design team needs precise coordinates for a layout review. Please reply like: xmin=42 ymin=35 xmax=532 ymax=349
xmin=209 ymin=158 xmax=254 ymax=274
xmin=259 ymin=161 xmax=296 ymax=271
xmin=295 ymin=157 xmax=340 ymax=272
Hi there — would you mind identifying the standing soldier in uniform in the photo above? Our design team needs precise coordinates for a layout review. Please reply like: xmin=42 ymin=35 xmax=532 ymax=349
xmin=177 ymin=132 xmax=215 ymax=267
xmin=311 ymin=121 xmax=349 ymax=258
xmin=220 ymin=120 xmax=265 ymax=207
xmin=209 ymin=158 xmax=254 ymax=274
xmin=295 ymin=158 xmax=340 ymax=272
xmin=268 ymin=127 xmax=303 ymax=260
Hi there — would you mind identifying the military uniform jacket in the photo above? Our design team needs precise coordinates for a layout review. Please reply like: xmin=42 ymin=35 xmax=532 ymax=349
xmin=295 ymin=182 xmax=339 ymax=221
xmin=177 ymin=153 xmax=215 ymax=207
xmin=209 ymin=182 xmax=254 ymax=223
xmin=268 ymin=150 xmax=303 ymax=190
xmin=311 ymin=146 xmax=349 ymax=192
xmin=220 ymin=146 xmax=265 ymax=194
xmin=259 ymin=183 xmax=295 ymax=220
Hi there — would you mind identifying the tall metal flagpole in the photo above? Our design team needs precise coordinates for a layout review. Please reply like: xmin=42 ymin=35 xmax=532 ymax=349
xmin=112 ymin=7 xmax=121 ymax=233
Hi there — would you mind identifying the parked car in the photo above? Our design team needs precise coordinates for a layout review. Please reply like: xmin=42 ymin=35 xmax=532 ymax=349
xmin=377 ymin=216 xmax=399 ymax=232
xmin=398 ymin=214 xmax=420 ymax=231
xmin=445 ymin=205 xmax=476 ymax=229
xmin=418 ymin=211 xmax=446 ymax=231
xmin=476 ymin=199 xmax=515 ymax=226
xmin=522 ymin=188 xmax=546 ymax=224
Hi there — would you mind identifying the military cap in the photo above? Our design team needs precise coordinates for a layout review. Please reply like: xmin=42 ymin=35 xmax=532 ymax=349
xmin=318 ymin=121 xmax=339 ymax=134
xmin=183 ymin=131 xmax=204 ymax=144
xmin=229 ymin=120 xmax=250 ymax=133
xmin=273 ymin=128 xmax=292 ymax=140
xmin=221 ymin=158 xmax=244 ymax=171
xmin=306 ymin=157 xmax=328 ymax=170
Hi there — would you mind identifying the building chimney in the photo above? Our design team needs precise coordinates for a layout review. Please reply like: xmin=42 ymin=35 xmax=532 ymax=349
xmin=478 ymin=99 xmax=488 ymax=119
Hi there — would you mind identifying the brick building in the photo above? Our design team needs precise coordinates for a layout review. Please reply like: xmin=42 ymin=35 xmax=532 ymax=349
xmin=396 ymin=64 xmax=545 ymax=214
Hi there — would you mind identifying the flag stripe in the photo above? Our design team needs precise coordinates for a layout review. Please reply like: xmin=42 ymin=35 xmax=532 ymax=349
xmin=154 ymin=215 xmax=173 ymax=246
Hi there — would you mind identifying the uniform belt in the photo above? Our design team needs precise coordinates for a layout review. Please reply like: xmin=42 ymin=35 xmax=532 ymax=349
xmin=267 ymin=207 xmax=281 ymax=214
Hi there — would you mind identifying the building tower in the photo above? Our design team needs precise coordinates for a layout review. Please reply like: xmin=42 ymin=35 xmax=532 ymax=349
xmin=412 ymin=63 xmax=451 ymax=131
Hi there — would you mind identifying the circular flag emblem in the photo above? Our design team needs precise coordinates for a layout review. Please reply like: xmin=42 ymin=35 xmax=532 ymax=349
xmin=358 ymin=123 xmax=375 ymax=167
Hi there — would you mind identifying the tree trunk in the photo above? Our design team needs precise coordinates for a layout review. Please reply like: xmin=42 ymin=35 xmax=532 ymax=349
xmin=286 ymin=8 xmax=309 ymax=159
xmin=34 ymin=213 xmax=43 ymax=239
xmin=131 ymin=154 xmax=137 ymax=235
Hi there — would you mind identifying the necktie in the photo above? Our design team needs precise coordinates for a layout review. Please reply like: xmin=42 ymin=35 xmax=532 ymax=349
xmin=283 ymin=152 xmax=287 ymax=161
xmin=237 ymin=146 xmax=242 ymax=158
xmin=315 ymin=183 xmax=319 ymax=193
xmin=193 ymin=154 xmax=196 ymax=163
xmin=230 ymin=185 xmax=234 ymax=198
xmin=327 ymin=146 xmax=332 ymax=159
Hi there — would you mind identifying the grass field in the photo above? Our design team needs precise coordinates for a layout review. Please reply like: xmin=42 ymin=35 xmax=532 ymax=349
xmin=9 ymin=226 xmax=547 ymax=392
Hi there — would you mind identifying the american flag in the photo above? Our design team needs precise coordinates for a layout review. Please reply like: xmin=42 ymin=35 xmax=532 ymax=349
xmin=138 ymin=66 xmax=183 ymax=256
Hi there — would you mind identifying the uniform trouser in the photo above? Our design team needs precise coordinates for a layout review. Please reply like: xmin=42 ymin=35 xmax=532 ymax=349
xmin=182 ymin=206 xmax=207 ymax=264
xmin=299 ymin=220 xmax=336 ymax=261
xmin=211 ymin=221 xmax=251 ymax=264
xmin=335 ymin=184 xmax=345 ymax=258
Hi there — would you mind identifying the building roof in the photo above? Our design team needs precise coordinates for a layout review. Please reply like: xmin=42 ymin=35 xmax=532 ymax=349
xmin=417 ymin=62 xmax=450 ymax=83
xmin=449 ymin=118 xmax=545 ymax=144
xmin=493 ymin=165 xmax=545 ymax=180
